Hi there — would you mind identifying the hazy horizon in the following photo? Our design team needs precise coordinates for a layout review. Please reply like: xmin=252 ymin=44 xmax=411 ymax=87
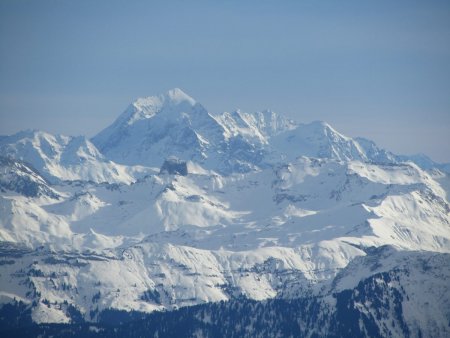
xmin=1 ymin=0 xmax=449 ymax=162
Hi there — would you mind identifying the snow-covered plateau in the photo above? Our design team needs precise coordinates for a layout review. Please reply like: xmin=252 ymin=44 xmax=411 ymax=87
xmin=0 ymin=89 xmax=449 ymax=336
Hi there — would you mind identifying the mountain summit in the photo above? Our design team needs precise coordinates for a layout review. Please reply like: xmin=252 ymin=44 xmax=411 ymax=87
xmin=89 ymin=88 xmax=449 ymax=174
xmin=91 ymin=89 xmax=225 ymax=168
xmin=0 ymin=130 xmax=147 ymax=184
xmin=271 ymin=120 xmax=367 ymax=162
xmin=92 ymin=89 xmax=274 ymax=173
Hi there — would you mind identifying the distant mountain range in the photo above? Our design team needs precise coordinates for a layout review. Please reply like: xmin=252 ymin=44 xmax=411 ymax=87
xmin=1 ymin=89 xmax=449 ymax=337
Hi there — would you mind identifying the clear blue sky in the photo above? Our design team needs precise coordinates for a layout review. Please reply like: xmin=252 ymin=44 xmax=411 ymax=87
xmin=1 ymin=0 xmax=449 ymax=162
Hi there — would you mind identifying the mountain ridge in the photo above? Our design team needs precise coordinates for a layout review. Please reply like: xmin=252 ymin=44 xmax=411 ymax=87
xmin=89 ymin=88 xmax=449 ymax=172
xmin=1 ymin=88 xmax=449 ymax=335
xmin=2 ymin=89 xmax=448 ymax=176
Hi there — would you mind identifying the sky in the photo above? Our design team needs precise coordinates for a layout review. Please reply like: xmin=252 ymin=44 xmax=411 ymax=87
xmin=0 ymin=0 xmax=449 ymax=162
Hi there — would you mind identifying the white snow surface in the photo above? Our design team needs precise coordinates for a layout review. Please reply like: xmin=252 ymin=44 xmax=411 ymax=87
xmin=0 ymin=130 xmax=154 ymax=184
xmin=1 ymin=88 xmax=450 ymax=324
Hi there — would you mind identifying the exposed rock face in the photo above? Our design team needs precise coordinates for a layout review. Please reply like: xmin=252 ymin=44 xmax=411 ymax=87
xmin=0 ymin=156 xmax=59 ymax=198
xmin=160 ymin=157 xmax=188 ymax=176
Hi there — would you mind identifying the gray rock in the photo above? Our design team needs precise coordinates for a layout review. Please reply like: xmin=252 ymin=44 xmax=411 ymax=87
xmin=160 ymin=157 xmax=188 ymax=176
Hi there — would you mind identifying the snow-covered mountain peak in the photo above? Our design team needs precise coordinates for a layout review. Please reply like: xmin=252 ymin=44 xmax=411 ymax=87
xmin=1 ymin=130 xmax=68 ymax=170
xmin=271 ymin=120 xmax=367 ymax=162
xmin=90 ymin=89 xmax=229 ymax=169
xmin=2 ymin=129 xmax=67 ymax=153
xmin=302 ymin=120 xmax=348 ymax=139
xmin=0 ymin=130 xmax=152 ymax=184
xmin=59 ymin=135 xmax=105 ymax=165
xmin=216 ymin=109 xmax=297 ymax=146
xmin=0 ymin=130 xmax=107 ymax=166
xmin=89 ymin=88 xmax=450 ymax=173
xmin=92 ymin=90 xmax=289 ymax=173
xmin=254 ymin=109 xmax=297 ymax=135
xmin=133 ymin=88 xmax=195 ymax=112
xmin=122 ymin=88 xmax=198 ymax=125
xmin=164 ymin=87 xmax=196 ymax=105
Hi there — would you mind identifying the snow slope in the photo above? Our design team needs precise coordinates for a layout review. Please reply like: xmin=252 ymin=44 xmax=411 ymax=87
xmin=1 ymin=88 xmax=449 ymax=327
xmin=0 ymin=156 xmax=449 ymax=323
xmin=0 ymin=130 xmax=153 ymax=184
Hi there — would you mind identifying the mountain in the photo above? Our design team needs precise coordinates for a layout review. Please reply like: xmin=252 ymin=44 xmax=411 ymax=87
xmin=1 ymin=88 xmax=449 ymax=336
xmin=92 ymin=89 xmax=450 ymax=174
xmin=92 ymin=88 xmax=222 ymax=166
xmin=92 ymin=88 xmax=275 ymax=174
xmin=2 ymin=246 xmax=449 ymax=337
xmin=0 ymin=130 xmax=153 ymax=184
xmin=215 ymin=109 xmax=297 ymax=144
xmin=1 ymin=156 xmax=449 ymax=323
xmin=92 ymin=89 xmax=368 ymax=173
xmin=271 ymin=121 xmax=367 ymax=162
xmin=0 ymin=156 xmax=59 ymax=199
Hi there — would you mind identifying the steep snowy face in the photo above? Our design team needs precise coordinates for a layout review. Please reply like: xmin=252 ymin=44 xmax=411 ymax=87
xmin=91 ymin=89 xmax=289 ymax=174
xmin=251 ymin=109 xmax=298 ymax=137
xmin=354 ymin=137 xmax=397 ymax=164
xmin=0 ymin=130 xmax=69 ymax=177
xmin=271 ymin=121 xmax=368 ymax=162
xmin=92 ymin=89 xmax=227 ymax=168
xmin=0 ymin=130 xmax=150 ymax=184
xmin=216 ymin=109 xmax=297 ymax=144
